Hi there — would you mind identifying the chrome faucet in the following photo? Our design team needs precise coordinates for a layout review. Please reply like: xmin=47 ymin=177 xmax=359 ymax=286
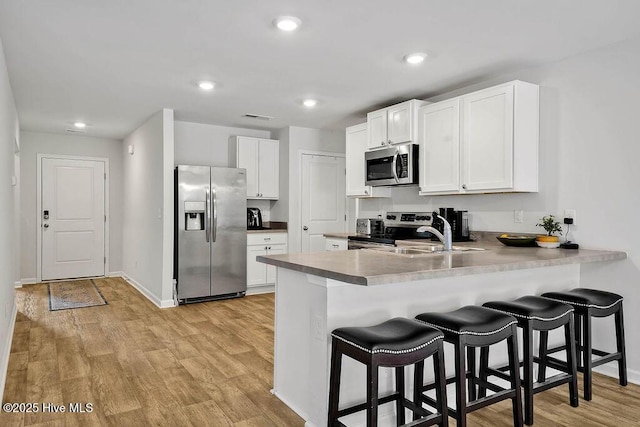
xmin=416 ymin=213 xmax=453 ymax=251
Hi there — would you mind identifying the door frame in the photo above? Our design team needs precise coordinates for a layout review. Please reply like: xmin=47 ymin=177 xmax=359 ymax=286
xmin=297 ymin=150 xmax=346 ymax=252
xmin=36 ymin=154 xmax=110 ymax=282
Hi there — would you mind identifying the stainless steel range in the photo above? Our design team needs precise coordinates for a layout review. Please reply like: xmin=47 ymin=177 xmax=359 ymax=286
xmin=348 ymin=212 xmax=436 ymax=249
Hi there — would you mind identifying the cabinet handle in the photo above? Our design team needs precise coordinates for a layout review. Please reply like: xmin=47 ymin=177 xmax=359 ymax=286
xmin=462 ymin=184 xmax=467 ymax=190
xmin=388 ymin=139 xmax=392 ymax=144
xmin=268 ymin=246 xmax=271 ymax=250
xmin=332 ymin=244 xmax=339 ymax=248
xmin=364 ymin=189 xmax=369 ymax=194
xmin=264 ymin=237 xmax=271 ymax=241
xmin=380 ymin=141 xmax=384 ymax=146
xmin=256 ymin=193 xmax=260 ymax=197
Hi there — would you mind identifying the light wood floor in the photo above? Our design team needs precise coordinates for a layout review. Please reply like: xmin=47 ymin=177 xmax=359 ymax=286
xmin=2 ymin=277 xmax=639 ymax=426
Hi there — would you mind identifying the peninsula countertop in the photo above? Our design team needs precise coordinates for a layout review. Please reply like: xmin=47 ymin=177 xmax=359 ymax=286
xmin=257 ymin=240 xmax=627 ymax=286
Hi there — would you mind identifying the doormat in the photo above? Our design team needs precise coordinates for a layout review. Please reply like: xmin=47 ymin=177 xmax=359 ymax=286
xmin=48 ymin=279 xmax=107 ymax=311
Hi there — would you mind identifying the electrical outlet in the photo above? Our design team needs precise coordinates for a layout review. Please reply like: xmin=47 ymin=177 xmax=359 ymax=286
xmin=312 ymin=315 xmax=324 ymax=341
xmin=514 ymin=210 xmax=524 ymax=223
xmin=564 ymin=209 xmax=576 ymax=224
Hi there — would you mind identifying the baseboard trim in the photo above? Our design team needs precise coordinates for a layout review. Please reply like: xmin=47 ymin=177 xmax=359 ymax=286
xmin=246 ymin=284 xmax=275 ymax=295
xmin=107 ymin=271 xmax=124 ymax=278
xmin=595 ymin=364 xmax=640 ymax=385
xmin=121 ymin=273 xmax=175 ymax=309
xmin=20 ymin=278 xmax=36 ymax=285
xmin=0 ymin=300 xmax=18 ymax=404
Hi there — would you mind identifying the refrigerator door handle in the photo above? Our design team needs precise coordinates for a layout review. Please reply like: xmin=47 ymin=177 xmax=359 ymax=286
xmin=205 ymin=188 xmax=211 ymax=242
xmin=212 ymin=188 xmax=217 ymax=242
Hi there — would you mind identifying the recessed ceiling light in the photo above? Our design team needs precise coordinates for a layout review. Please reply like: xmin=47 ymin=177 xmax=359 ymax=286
xmin=403 ymin=53 xmax=428 ymax=64
xmin=274 ymin=16 xmax=301 ymax=32
xmin=198 ymin=81 xmax=215 ymax=91
xmin=303 ymin=99 xmax=317 ymax=108
xmin=73 ymin=122 xmax=86 ymax=129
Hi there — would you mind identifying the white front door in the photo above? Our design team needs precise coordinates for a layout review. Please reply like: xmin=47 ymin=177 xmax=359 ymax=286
xmin=300 ymin=154 xmax=346 ymax=252
xmin=41 ymin=158 xmax=106 ymax=280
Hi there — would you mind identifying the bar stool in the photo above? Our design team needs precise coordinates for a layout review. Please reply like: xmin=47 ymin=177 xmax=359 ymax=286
xmin=328 ymin=317 xmax=448 ymax=427
xmin=481 ymin=296 xmax=578 ymax=425
xmin=415 ymin=306 xmax=523 ymax=427
xmin=541 ymin=288 xmax=627 ymax=400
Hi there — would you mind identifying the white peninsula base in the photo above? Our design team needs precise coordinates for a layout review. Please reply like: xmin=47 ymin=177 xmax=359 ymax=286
xmin=272 ymin=264 xmax=582 ymax=427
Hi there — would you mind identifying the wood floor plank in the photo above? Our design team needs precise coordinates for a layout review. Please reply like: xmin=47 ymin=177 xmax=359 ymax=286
xmin=3 ymin=278 xmax=638 ymax=427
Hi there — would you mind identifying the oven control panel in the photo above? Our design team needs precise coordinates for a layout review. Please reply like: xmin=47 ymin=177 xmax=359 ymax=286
xmin=385 ymin=212 xmax=432 ymax=226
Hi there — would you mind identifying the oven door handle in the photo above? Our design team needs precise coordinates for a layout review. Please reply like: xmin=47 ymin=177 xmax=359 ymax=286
xmin=391 ymin=151 xmax=400 ymax=183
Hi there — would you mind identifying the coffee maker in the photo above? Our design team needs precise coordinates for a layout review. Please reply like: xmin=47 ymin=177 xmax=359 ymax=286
xmin=247 ymin=208 xmax=263 ymax=230
xmin=433 ymin=208 xmax=471 ymax=241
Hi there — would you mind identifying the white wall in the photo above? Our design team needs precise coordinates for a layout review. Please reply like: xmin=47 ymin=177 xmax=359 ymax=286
xmin=372 ymin=36 xmax=640 ymax=381
xmin=19 ymin=131 xmax=124 ymax=281
xmin=122 ymin=109 xmax=174 ymax=307
xmin=272 ymin=126 xmax=345 ymax=253
xmin=174 ymin=120 xmax=270 ymax=166
xmin=0 ymin=35 xmax=19 ymax=404
xmin=174 ymin=120 xmax=274 ymax=220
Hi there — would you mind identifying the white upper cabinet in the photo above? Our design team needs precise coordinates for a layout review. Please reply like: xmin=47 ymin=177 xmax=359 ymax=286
xmin=419 ymin=80 xmax=539 ymax=195
xmin=418 ymin=99 xmax=461 ymax=193
xmin=366 ymin=99 xmax=427 ymax=150
xmin=229 ymin=136 xmax=280 ymax=199
xmin=345 ymin=123 xmax=390 ymax=198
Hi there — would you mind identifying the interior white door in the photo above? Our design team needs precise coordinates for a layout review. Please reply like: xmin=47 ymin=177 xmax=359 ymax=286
xmin=300 ymin=154 xmax=346 ymax=252
xmin=41 ymin=158 xmax=105 ymax=280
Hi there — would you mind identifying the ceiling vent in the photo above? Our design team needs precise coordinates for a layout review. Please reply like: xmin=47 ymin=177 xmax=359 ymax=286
xmin=65 ymin=128 xmax=87 ymax=134
xmin=243 ymin=113 xmax=274 ymax=121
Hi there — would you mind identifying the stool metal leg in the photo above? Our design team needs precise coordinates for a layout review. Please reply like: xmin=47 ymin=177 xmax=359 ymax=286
xmin=565 ymin=314 xmax=579 ymax=408
xmin=467 ymin=347 xmax=477 ymax=402
xmin=328 ymin=340 xmax=342 ymax=427
xmin=507 ymin=325 xmax=524 ymax=427
xmin=537 ymin=330 xmax=548 ymax=383
xmin=434 ymin=341 xmax=448 ymax=427
xmin=582 ymin=310 xmax=593 ymax=401
xmin=477 ymin=346 xmax=489 ymax=399
xmin=454 ymin=340 xmax=468 ymax=427
xmin=522 ymin=322 xmax=534 ymax=425
xmin=615 ymin=305 xmax=628 ymax=386
xmin=367 ymin=361 xmax=379 ymax=427
xmin=395 ymin=366 xmax=405 ymax=426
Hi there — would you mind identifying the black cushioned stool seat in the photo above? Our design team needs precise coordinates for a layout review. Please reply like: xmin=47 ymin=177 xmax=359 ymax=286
xmin=415 ymin=306 xmax=523 ymax=427
xmin=328 ymin=318 xmax=448 ymax=427
xmin=482 ymin=296 xmax=578 ymax=425
xmin=541 ymin=288 xmax=627 ymax=400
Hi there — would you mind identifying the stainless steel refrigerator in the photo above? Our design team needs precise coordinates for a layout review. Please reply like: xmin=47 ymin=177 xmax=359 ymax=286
xmin=174 ymin=165 xmax=247 ymax=303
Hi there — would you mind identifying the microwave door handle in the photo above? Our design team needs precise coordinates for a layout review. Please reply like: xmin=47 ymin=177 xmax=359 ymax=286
xmin=205 ymin=188 xmax=210 ymax=243
xmin=391 ymin=152 xmax=400 ymax=183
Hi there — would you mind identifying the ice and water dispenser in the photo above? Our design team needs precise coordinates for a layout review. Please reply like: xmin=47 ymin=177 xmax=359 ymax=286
xmin=184 ymin=201 xmax=205 ymax=231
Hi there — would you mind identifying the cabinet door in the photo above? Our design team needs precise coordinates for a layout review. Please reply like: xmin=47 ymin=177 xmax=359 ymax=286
xmin=367 ymin=109 xmax=388 ymax=149
xmin=419 ymin=100 xmax=461 ymax=194
xmin=258 ymin=139 xmax=279 ymax=199
xmin=345 ymin=123 xmax=372 ymax=197
xmin=237 ymin=137 xmax=260 ymax=198
xmin=387 ymin=102 xmax=412 ymax=145
xmin=265 ymin=244 xmax=287 ymax=283
xmin=247 ymin=245 xmax=267 ymax=286
xmin=462 ymin=84 xmax=514 ymax=191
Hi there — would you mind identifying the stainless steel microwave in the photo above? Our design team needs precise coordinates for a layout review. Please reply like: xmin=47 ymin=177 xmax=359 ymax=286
xmin=365 ymin=144 xmax=419 ymax=186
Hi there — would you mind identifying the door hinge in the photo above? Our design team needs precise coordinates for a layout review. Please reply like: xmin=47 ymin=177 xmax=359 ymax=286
xmin=104 ymin=173 xmax=106 ymax=180
xmin=104 ymin=256 xmax=106 ymax=264
xmin=104 ymin=214 xmax=107 ymax=222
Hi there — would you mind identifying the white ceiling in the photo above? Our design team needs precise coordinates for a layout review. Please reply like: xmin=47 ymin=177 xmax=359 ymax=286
xmin=1 ymin=0 xmax=640 ymax=140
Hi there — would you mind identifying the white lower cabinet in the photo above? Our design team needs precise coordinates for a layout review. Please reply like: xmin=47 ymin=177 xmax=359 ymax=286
xmin=247 ymin=232 xmax=287 ymax=290
xmin=325 ymin=237 xmax=347 ymax=251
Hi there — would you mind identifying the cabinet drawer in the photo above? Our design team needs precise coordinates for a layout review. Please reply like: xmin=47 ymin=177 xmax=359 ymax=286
xmin=247 ymin=232 xmax=288 ymax=246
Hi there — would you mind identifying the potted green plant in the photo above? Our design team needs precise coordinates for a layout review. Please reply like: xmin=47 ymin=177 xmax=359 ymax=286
xmin=536 ymin=215 xmax=562 ymax=243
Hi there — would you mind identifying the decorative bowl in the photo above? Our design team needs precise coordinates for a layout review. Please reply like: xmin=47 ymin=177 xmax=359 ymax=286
xmin=496 ymin=235 xmax=538 ymax=247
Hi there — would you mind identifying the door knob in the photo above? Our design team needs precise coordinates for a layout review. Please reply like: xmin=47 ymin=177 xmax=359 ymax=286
xmin=303 ymin=226 xmax=308 ymax=231
xmin=43 ymin=223 xmax=49 ymax=228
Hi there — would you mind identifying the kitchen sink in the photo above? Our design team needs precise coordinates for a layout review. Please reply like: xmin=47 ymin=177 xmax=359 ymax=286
xmin=364 ymin=245 xmax=485 ymax=257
